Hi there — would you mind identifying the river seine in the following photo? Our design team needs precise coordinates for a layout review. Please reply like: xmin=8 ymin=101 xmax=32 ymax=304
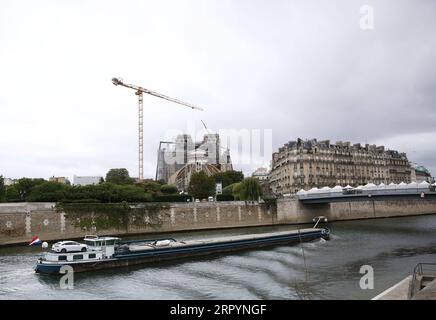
xmin=1 ymin=214 xmax=435 ymax=300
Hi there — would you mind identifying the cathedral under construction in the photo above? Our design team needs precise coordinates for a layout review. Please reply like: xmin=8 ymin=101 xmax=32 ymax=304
xmin=156 ymin=133 xmax=233 ymax=191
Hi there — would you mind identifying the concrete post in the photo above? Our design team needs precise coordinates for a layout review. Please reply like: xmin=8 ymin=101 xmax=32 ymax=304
xmin=170 ymin=208 xmax=175 ymax=225
xmin=193 ymin=206 xmax=198 ymax=224
xmin=60 ymin=212 xmax=66 ymax=233
xmin=25 ymin=211 xmax=31 ymax=235
xmin=216 ymin=206 xmax=221 ymax=222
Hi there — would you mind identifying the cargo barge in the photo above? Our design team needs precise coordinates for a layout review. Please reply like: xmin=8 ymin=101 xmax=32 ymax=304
xmin=35 ymin=228 xmax=330 ymax=274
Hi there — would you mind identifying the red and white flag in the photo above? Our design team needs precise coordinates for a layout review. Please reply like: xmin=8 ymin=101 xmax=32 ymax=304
xmin=29 ymin=236 xmax=42 ymax=246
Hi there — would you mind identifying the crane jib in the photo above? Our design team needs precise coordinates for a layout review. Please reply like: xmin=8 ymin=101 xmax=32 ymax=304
xmin=112 ymin=77 xmax=203 ymax=111
xmin=112 ymin=76 xmax=203 ymax=181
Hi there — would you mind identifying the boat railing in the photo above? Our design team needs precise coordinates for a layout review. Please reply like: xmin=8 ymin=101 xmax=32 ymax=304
xmin=408 ymin=262 xmax=436 ymax=299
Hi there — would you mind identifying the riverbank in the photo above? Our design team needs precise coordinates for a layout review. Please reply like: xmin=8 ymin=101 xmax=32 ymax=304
xmin=374 ymin=263 xmax=436 ymax=300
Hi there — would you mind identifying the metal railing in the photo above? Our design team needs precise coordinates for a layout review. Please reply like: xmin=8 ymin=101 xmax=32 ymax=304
xmin=408 ymin=263 xmax=436 ymax=299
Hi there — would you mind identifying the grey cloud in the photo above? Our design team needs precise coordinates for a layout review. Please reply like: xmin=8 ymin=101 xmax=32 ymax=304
xmin=1 ymin=0 xmax=435 ymax=180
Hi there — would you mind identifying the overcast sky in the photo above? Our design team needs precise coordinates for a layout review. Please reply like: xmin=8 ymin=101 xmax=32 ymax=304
xmin=1 ymin=0 xmax=435 ymax=180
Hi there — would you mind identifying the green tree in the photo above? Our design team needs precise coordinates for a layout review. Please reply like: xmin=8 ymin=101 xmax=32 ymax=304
xmin=232 ymin=182 xmax=243 ymax=200
xmin=139 ymin=180 xmax=163 ymax=195
xmin=5 ymin=185 xmax=20 ymax=202
xmin=239 ymin=177 xmax=262 ymax=201
xmin=27 ymin=181 xmax=69 ymax=202
xmin=160 ymin=184 xmax=179 ymax=194
xmin=222 ymin=182 xmax=238 ymax=196
xmin=105 ymin=168 xmax=135 ymax=185
xmin=14 ymin=178 xmax=46 ymax=201
xmin=213 ymin=171 xmax=244 ymax=188
xmin=0 ymin=175 xmax=6 ymax=202
xmin=188 ymin=172 xmax=215 ymax=199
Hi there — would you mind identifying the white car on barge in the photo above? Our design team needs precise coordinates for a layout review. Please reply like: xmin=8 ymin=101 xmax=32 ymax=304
xmin=35 ymin=228 xmax=330 ymax=275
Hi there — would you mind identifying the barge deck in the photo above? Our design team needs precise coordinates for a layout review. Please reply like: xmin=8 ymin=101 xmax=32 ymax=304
xmin=35 ymin=228 xmax=330 ymax=274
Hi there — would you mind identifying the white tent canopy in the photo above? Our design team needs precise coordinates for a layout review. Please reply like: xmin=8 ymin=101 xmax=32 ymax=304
xmin=362 ymin=183 xmax=377 ymax=190
xmin=331 ymin=185 xmax=343 ymax=193
xmin=407 ymin=182 xmax=419 ymax=188
xmin=297 ymin=189 xmax=307 ymax=195
xmin=386 ymin=183 xmax=397 ymax=190
xmin=308 ymin=188 xmax=319 ymax=193
xmin=418 ymin=181 xmax=430 ymax=189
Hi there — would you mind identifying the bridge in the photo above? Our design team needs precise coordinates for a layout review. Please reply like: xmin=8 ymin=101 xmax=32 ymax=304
xmin=298 ymin=191 xmax=436 ymax=204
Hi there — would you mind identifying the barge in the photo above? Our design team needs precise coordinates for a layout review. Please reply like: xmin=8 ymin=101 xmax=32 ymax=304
xmin=35 ymin=228 xmax=330 ymax=274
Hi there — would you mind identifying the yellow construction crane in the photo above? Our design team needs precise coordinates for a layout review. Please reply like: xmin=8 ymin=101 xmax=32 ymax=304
xmin=112 ymin=77 xmax=203 ymax=181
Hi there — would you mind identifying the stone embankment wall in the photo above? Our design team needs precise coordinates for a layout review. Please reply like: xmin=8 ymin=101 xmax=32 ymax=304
xmin=276 ymin=197 xmax=436 ymax=224
xmin=0 ymin=202 xmax=277 ymax=245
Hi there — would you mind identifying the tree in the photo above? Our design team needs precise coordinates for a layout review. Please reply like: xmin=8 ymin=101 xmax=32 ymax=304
xmin=27 ymin=182 xmax=68 ymax=202
xmin=160 ymin=184 xmax=179 ymax=194
xmin=105 ymin=168 xmax=135 ymax=185
xmin=239 ymin=177 xmax=262 ymax=201
xmin=213 ymin=171 xmax=244 ymax=188
xmin=5 ymin=185 xmax=20 ymax=202
xmin=232 ymin=182 xmax=243 ymax=200
xmin=0 ymin=175 xmax=6 ymax=202
xmin=14 ymin=178 xmax=46 ymax=201
xmin=188 ymin=172 xmax=215 ymax=199
xmin=139 ymin=180 xmax=163 ymax=194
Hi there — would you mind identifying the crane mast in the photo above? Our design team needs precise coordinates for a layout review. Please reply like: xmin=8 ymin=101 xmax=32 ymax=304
xmin=112 ymin=77 xmax=203 ymax=181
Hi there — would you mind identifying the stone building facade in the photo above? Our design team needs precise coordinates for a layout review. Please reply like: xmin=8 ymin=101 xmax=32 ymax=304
xmin=270 ymin=138 xmax=412 ymax=195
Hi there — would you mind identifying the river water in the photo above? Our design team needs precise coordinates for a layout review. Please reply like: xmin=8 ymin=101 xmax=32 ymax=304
xmin=1 ymin=215 xmax=436 ymax=300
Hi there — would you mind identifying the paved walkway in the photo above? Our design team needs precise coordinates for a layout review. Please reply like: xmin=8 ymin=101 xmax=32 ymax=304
xmin=412 ymin=279 xmax=436 ymax=300
xmin=372 ymin=276 xmax=411 ymax=300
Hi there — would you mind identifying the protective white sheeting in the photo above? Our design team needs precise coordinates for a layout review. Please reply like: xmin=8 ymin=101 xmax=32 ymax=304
xmin=355 ymin=185 xmax=364 ymax=190
xmin=344 ymin=185 xmax=353 ymax=189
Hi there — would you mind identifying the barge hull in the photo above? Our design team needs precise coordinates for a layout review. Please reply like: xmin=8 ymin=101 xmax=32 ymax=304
xmin=35 ymin=229 xmax=328 ymax=274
